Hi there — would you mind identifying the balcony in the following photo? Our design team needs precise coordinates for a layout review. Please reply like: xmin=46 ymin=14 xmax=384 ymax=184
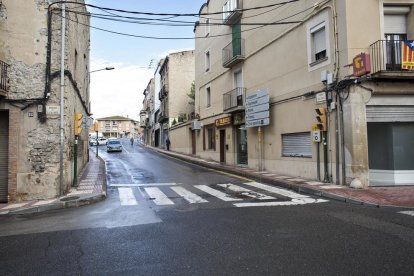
xmin=159 ymin=84 xmax=168 ymax=100
xmin=158 ymin=101 xmax=169 ymax=123
xmin=222 ymin=38 xmax=245 ymax=68
xmin=223 ymin=87 xmax=246 ymax=112
xmin=0 ymin=60 xmax=9 ymax=97
xmin=223 ymin=0 xmax=243 ymax=25
xmin=369 ymin=40 xmax=414 ymax=79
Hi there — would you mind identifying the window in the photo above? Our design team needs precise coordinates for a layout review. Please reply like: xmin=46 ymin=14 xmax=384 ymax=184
xmin=205 ymin=50 xmax=210 ymax=72
xmin=306 ymin=11 xmax=330 ymax=69
xmin=282 ymin=132 xmax=312 ymax=158
xmin=311 ymin=24 xmax=327 ymax=63
xmin=207 ymin=126 xmax=215 ymax=150
xmin=206 ymin=87 xmax=211 ymax=107
xmin=205 ymin=18 xmax=210 ymax=36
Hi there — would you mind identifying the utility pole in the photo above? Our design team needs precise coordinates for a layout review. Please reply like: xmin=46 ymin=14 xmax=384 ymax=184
xmin=59 ymin=3 xmax=66 ymax=196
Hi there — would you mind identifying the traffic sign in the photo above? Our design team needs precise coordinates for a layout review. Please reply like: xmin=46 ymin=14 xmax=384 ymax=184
xmin=312 ymin=130 xmax=321 ymax=142
xmin=245 ymin=111 xmax=269 ymax=121
xmin=246 ymin=104 xmax=268 ymax=114
xmin=245 ymin=89 xmax=268 ymax=101
xmin=245 ymin=95 xmax=269 ymax=108
xmin=245 ymin=118 xmax=270 ymax=128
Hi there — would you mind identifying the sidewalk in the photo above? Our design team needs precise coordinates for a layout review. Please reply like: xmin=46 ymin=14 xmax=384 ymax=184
xmin=0 ymin=152 xmax=106 ymax=216
xmin=150 ymin=146 xmax=414 ymax=209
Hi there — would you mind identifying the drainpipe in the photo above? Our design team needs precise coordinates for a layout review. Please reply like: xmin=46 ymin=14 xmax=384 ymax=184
xmin=59 ymin=3 xmax=66 ymax=196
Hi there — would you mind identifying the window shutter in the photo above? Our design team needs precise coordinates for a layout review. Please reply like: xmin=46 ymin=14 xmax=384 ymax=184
xmin=282 ymin=132 xmax=312 ymax=157
xmin=313 ymin=27 xmax=326 ymax=54
xmin=384 ymin=14 xmax=407 ymax=34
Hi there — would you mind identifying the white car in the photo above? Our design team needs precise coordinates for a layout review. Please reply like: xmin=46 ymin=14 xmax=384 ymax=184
xmin=89 ymin=137 xmax=108 ymax=146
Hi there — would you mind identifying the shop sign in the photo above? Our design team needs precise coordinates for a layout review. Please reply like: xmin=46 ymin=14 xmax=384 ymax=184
xmin=353 ymin=53 xmax=371 ymax=77
xmin=233 ymin=112 xmax=245 ymax=125
xmin=215 ymin=116 xmax=232 ymax=127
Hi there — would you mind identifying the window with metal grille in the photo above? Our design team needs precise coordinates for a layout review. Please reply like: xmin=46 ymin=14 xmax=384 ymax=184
xmin=282 ymin=132 xmax=312 ymax=158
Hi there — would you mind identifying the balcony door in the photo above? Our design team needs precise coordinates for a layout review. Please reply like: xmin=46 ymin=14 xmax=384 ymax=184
xmin=234 ymin=70 xmax=243 ymax=105
xmin=232 ymin=22 xmax=241 ymax=57
xmin=384 ymin=7 xmax=409 ymax=70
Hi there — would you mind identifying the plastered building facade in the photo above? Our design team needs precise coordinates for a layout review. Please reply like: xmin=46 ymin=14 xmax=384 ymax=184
xmin=0 ymin=0 xmax=90 ymax=202
xmin=171 ymin=0 xmax=414 ymax=188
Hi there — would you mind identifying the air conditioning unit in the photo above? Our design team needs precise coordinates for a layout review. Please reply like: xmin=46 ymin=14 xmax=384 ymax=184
xmin=191 ymin=120 xmax=202 ymax=130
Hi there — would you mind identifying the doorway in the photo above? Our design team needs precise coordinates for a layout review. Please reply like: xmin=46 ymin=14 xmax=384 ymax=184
xmin=237 ymin=125 xmax=248 ymax=165
xmin=0 ymin=110 xmax=9 ymax=203
xmin=191 ymin=130 xmax=196 ymax=155
xmin=220 ymin=129 xmax=226 ymax=163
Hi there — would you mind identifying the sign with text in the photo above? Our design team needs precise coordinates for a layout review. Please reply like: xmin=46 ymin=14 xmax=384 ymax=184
xmin=352 ymin=53 xmax=371 ymax=77
xmin=245 ymin=89 xmax=270 ymax=128
xmin=46 ymin=105 xmax=60 ymax=116
xmin=215 ymin=116 xmax=232 ymax=127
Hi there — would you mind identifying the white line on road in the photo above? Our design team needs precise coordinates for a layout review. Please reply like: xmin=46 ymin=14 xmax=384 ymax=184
xmin=170 ymin=186 xmax=208 ymax=204
xmin=399 ymin=211 xmax=414 ymax=216
xmin=233 ymin=198 xmax=329 ymax=208
xmin=118 ymin=187 xmax=138 ymax=206
xmin=217 ymin=184 xmax=275 ymax=200
xmin=144 ymin=187 xmax=175 ymax=205
xmin=110 ymin=183 xmax=178 ymax=187
xmin=243 ymin=182 xmax=310 ymax=199
xmin=194 ymin=185 xmax=242 ymax=202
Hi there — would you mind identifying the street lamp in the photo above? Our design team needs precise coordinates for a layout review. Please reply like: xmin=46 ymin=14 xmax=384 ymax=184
xmin=89 ymin=66 xmax=115 ymax=73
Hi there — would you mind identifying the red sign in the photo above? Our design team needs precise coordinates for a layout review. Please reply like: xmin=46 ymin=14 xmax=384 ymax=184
xmin=353 ymin=53 xmax=371 ymax=77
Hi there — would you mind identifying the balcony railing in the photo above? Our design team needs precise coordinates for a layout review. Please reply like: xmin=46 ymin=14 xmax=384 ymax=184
xmin=0 ymin=60 xmax=9 ymax=96
xmin=223 ymin=87 xmax=246 ymax=112
xmin=223 ymin=38 xmax=245 ymax=68
xmin=223 ymin=0 xmax=243 ymax=25
xmin=370 ymin=40 xmax=414 ymax=75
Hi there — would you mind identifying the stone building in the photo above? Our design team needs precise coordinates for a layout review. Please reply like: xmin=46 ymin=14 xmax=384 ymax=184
xmin=96 ymin=116 xmax=138 ymax=138
xmin=0 ymin=0 xmax=90 ymax=202
xmin=158 ymin=50 xmax=195 ymax=149
xmin=171 ymin=0 xmax=414 ymax=188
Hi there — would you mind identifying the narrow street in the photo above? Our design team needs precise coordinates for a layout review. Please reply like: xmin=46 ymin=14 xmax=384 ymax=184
xmin=0 ymin=140 xmax=413 ymax=275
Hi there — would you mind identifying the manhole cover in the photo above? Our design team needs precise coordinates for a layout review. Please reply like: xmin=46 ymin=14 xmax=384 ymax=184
xmin=60 ymin=196 xmax=80 ymax=202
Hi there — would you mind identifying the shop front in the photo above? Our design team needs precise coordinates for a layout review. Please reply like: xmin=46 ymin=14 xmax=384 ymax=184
xmin=233 ymin=112 xmax=247 ymax=165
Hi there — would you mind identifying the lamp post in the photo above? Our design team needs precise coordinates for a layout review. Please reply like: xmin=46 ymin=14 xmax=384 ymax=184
xmin=89 ymin=66 xmax=115 ymax=73
xmin=89 ymin=66 xmax=115 ymax=158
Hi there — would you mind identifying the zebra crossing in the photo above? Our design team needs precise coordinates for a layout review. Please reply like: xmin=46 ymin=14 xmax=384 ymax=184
xmin=113 ymin=182 xmax=329 ymax=208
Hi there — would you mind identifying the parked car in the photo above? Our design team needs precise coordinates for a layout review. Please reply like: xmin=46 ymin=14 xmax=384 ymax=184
xmin=89 ymin=137 xmax=108 ymax=146
xmin=107 ymin=139 xmax=122 ymax=152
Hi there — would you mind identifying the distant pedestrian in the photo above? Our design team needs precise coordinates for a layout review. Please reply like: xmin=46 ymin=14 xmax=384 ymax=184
xmin=166 ymin=137 xmax=171 ymax=151
xmin=130 ymin=137 xmax=134 ymax=146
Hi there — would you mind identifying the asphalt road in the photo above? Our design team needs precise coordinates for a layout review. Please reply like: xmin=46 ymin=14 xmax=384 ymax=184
xmin=0 ymin=139 xmax=413 ymax=275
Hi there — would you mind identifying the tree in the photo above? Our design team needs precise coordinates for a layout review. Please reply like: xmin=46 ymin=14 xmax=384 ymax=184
xmin=187 ymin=81 xmax=195 ymax=106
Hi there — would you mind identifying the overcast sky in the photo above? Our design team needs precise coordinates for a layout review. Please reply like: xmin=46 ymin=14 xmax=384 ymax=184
xmin=85 ymin=0 xmax=205 ymax=121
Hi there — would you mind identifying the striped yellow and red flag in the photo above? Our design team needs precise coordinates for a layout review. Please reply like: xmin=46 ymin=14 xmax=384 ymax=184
xmin=402 ymin=40 xmax=414 ymax=70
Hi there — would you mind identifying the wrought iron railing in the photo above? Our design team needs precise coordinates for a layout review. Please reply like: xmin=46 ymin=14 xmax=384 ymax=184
xmin=0 ymin=59 xmax=9 ymax=93
xmin=370 ymin=40 xmax=412 ymax=73
xmin=222 ymin=38 xmax=245 ymax=68
xmin=223 ymin=87 xmax=246 ymax=111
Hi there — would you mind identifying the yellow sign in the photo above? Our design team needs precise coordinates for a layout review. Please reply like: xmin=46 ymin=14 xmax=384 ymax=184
xmin=215 ymin=116 xmax=232 ymax=127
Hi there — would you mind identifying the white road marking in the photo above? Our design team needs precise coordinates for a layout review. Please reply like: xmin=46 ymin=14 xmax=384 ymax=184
xmin=234 ymin=198 xmax=329 ymax=208
xmin=217 ymin=184 xmax=275 ymax=200
xmin=118 ymin=188 xmax=138 ymax=206
xmin=243 ymin=182 xmax=309 ymax=199
xmin=144 ymin=187 xmax=174 ymax=205
xmin=194 ymin=185 xmax=242 ymax=202
xmin=399 ymin=211 xmax=414 ymax=216
xmin=110 ymin=183 xmax=177 ymax=187
xmin=170 ymin=186 xmax=208 ymax=204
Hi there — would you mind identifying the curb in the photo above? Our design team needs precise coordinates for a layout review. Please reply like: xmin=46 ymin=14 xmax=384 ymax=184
xmin=152 ymin=148 xmax=412 ymax=210
xmin=0 ymin=154 xmax=108 ymax=217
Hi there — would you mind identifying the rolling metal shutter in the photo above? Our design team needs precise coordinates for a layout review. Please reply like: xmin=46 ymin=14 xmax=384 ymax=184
xmin=282 ymin=132 xmax=312 ymax=158
xmin=366 ymin=106 xmax=414 ymax=122
xmin=0 ymin=111 xmax=8 ymax=203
